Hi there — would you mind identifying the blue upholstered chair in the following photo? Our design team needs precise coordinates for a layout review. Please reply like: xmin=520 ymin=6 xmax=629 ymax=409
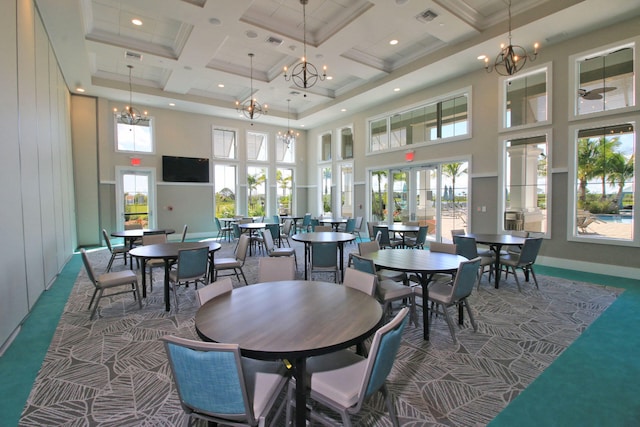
xmin=285 ymin=308 xmax=409 ymax=427
xmin=310 ymin=241 xmax=340 ymax=283
xmin=168 ymin=246 xmax=209 ymax=310
xmin=162 ymin=335 xmax=289 ymax=426
xmin=453 ymin=235 xmax=494 ymax=287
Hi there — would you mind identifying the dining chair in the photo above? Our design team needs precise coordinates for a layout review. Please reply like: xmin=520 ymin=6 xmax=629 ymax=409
xmin=425 ymin=241 xmax=458 ymax=285
xmin=453 ymin=235 xmax=494 ymax=287
xmin=125 ymin=222 xmax=143 ymax=247
xmin=285 ymin=308 xmax=409 ymax=427
xmin=498 ymin=237 xmax=543 ymax=291
xmin=162 ymin=335 xmax=288 ymax=427
xmin=180 ymin=224 xmax=188 ymax=242
xmin=258 ymin=257 xmax=296 ymax=282
xmin=280 ymin=219 xmax=293 ymax=247
xmin=196 ymin=277 xmax=233 ymax=306
xmin=373 ymin=225 xmax=402 ymax=249
xmin=142 ymin=231 xmax=168 ymax=292
xmin=213 ymin=234 xmax=250 ymax=286
xmin=415 ymin=257 xmax=481 ymax=343
xmin=261 ymin=230 xmax=297 ymax=269
xmin=265 ymin=223 xmax=280 ymax=247
xmin=310 ymin=241 xmax=340 ymax=283
xmin=353 ymin=216 xmax=364 ymax=241
xmin=342 ymin=267 xmax=376 ymax=296
xmin=232 ymin=223 xmax=242 ymax=249
xmin=80 ymin=249 xmax=142 ymax=320
xmin=168 ymin=246 xmax=209 ymax=310
xmin=350 ymin=254 xmax=417 ymax=326
xmin=342 ymin=218 xmax=356 ymax=242
xmin=366 ymin=221 xmax=375 ymax=241
xmin=302 ymin=213 xmax=312 ymax=232
xmin=405 ymin=225 xmax=428 ymax=249
xmin=357 ymin=239 xmax=407 ymax=285
xmin=102 ymin=229 xmax=129 ymax=272
xmin=313 ymin=225 xmax=332 ymax=232
xmin=215 ymin=217 xmax=232 ymax=242
xmin=506 ymin=230 xmax=530 ymax=255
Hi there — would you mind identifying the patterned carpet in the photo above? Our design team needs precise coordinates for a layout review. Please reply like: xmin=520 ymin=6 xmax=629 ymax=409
xmin=19 ymin=240 xmax=622 ymax=426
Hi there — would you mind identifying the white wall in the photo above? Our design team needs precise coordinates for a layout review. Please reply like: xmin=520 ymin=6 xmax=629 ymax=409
xmin=0 ymin=0 xmax=75 ymax=351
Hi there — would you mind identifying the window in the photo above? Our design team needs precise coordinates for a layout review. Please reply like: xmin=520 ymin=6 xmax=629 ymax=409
xmin=213 ymin=128 xmax=237 ymax=159
xmin=320 ymin=166 xmax=332 ymax=216
xmin=368 ymin=89 xmax=470 ymax=153
xmin=214 ymin=164 xmax=237 ymax=217
xmin=276 ymin=136 xmax=294 ymax=163
xmin=247 ymin=166 xmax=267 ymax=217
xmin=247 ymin=132 xmax=268 ymax=161
xmin=321 ymin=133 xmax=332 ymax=161
xmin=501 ymin=66 xmax=549 ymax=129
xmin=569 ymin=120 xmax=635 ymax=243
xmin=115 ymin=118 xmax=154 ymax=153
xmin=572 ymin=41 xmax=635 ymax=117
xmin=340 ymin=163 xmax=353 ymax=218
xmin=370 ymin=169 xmax=388 ymax=222
xmin=340 ymin=127 xmax=353 ymax=159
xmin=276 ymin=168 xmax=294 ymax=215
xmin=500 ymin=134 xmax=550 ymax=235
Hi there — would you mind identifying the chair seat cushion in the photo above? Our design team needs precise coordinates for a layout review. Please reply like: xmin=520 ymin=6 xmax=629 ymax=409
xmin=378 ymin=269 xmax=406 ymax=282
xmin=499 ymin=253 xmax=520 ymax=267
xmin=214 ymin=258 xmax=242 ymax=269
xmin=97 ymin=270 xmax=137 ymax=287
xmin=241 ymin=357 xmax=287 ymax=419
xmin=270 ymin=248 xmax=295 ymax=257
xmin=378 ymin=280 xmax=413 ymax=300
xmin=310 ymin=359 xmax=368 ymax=408
xmin=427 ymin=281 xmax=455 ymax=304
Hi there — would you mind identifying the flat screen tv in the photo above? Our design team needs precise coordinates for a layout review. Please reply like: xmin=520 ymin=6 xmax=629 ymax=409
xmin=162 ymin=156 xmax=210 ymax=183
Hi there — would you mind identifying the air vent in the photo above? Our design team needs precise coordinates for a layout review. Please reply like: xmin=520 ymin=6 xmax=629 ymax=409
xmin=266 ymin=36 xmax=283 ymax=47
xmin=416 ymin=9 xmax=438 ymax=23
xmin=125 ymin=51 xmax=143 ymax=61
xmin=289 ymin=91 xmax=301 ymax=96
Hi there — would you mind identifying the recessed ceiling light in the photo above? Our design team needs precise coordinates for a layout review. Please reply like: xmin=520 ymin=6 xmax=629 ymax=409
xmin=245 ymin=30 xmax=258 ymax=39
xmin=169 ymin=102 xmax=175 ymax=107
xmin=209 ymin=18 xmax=221 ymax=25
xmin=218 ymin=83 xmax=225 ymax=88
xmin=341 ymin=108 xmax=347 ymax=112
xmin=131 ymin=18 xmax=143 ymax=26
xmin=76 ymin=87 xmax=85 ymax=93
xmin=301 ymin=124 xmax=305 ymax=127
xmin=477 ymin=55 xmax=487 ymax=60
xmin=326 ymin=76 xmax=333 ymax=80
xmin=390 ymin=39 xmax=399 ymax=45
xmin=394 ymin=88 xmax=400 ymax=92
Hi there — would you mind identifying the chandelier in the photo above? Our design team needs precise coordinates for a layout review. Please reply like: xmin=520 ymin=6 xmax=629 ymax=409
xmin=483 ymin=0 xmax=539 ymax=76
xmin=278 ymin=99 xmax=299 ymax=147
xmin=283 ymin=0 xmax=326 ymax=91
xmin=115 ymin=65 xmax=149 ymax=125
xmin=236 ymin=53 xmax=267 ymax=120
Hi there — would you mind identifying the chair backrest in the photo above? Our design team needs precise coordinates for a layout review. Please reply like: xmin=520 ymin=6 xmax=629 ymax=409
xmin=176 ymin=246 xmax=209 ymax=281
xmin=518 ymin=237 xmax=543 ymax=265
xmin=429 ymin=241 xmax=457 ymax=254
xmin=450 ymin=229 xmax=465 ymax=240
xmin=372 ymin=225 xmax=391 ymax=246
xmin=80 ymin=248 xmax=98 ymax=287
xmin=350 ymin=253 xmax=377 ymax=275
xmin=272 ymin=215 xmax=280 ymax=224
xmin=358 ymin=240 xmax=380 ymax=256
xmin=282 ymin=219 xmax=293 ymax=234
xmin=125 ymin=222 xmax=142 ymax=230
xmin=239 ymin=218 xmax=253 ymax=224
xmin=343 ymin=268 xmax=376 ymax=296
xmin=235 ymin=235 xmax=250 ymax=263
xmin=354 ymin=308 xmax=409 ymax=410
xmin=302 ymin=213 xmax=312 ymax=226
xmin=266 ymin=223 xmax=279 ymax=239
xmin=142 ymin=232 xmax=167 ymax=245
xmin=181 ymin=224 xmax=188 ymax=242
xmin=162 ymin=336 xmax=257 ymax=424
xmin=415 ymin=226 xmax=428 ymax=245
xmin=403 ymin=221 xmax=419 ymax=226
xmin=311 ymin=242 xmax=338 ymax=268
xmin=367 ymin=222 xmax=375 ymax=239
xmin=215 ymin=217 xmax=222 ymax=229
xmin=232 ymin=223 xmax=242 ymax=239
xmin=102 ymin=229 xmax=115 ymax=253
xmin=261 ymin=229 xmax=275 ymax=252
xmin=258 ymin=257 xmax=296 ymax=282
xmin=452 ymin=235 xmax=479 ymax=259
xmin=355 ymin=216 xmax=363 ymax=230
xmin=313 ymin=225 xmax=332 ymax=232
xmin=344 ymin=218 xmax=356 ymax=233
xmin=196 ymin=277 xmax=233 ymax=306
xmin=451 ymin=257 xmax=482 ymax=301
xmin=310 ymin=218 xmax=320 ymax=227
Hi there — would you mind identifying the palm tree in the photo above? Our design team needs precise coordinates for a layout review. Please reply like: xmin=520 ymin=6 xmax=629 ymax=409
xmin=576 ymin=138 xmax=601 ymax=206
xmin=276 ymin=169 xmax=292 ymax=213
xmin=371 ymin=170 xmax=387 ymax=220
xmin=593 ymin=136 xmax=622 ymax=199
xmin=607 ymin=153 xmax=634 ymax=204
xmin=442 ymin=162 xmax=467 ymax=206
xmin=247 ymin=171 xmax=265 ymax=211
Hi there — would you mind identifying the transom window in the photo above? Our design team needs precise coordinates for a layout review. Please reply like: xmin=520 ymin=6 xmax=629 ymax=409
xmin=213 ymin=128 xmax=237 ymax=160
xmin=247 ymin=132 xmax=268 ymax=161
xmin=115 ymin=117 xmax=154 ymax=153
xmin=321 ymin=133 xmax=332 ymax=162
xmin=368 ymin=89 xmax=470 ymax=153
xmin=501 ymin=66 xmax=549 ymax=130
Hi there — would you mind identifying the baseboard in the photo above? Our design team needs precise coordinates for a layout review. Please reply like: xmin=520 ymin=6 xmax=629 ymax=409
xmin=537 ymin=255 xmax=640 ymax=280
xmin=0 ymin=326 xmax=21 ymax=357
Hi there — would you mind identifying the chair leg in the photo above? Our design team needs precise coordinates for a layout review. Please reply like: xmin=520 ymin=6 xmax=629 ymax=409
xmin=134 ymin=282 xmax=142 ymax=309
xmin=381 ymin=385 xmax=400 ymax=427
xmin=238 ymin=268 xmax=249 ymax=286
xmin=106 ymin=254 xmax=116 ymax=272
xmin=512 ymin=267 xmax=521 ymax=291
xmin=88 ymin=288 xmax=99 ymax=311
xmin=529 ymin=266 xmax=539 ymax=289
xmin=440 ymin=304 xmax=457 ymax=343
xmin=463 ymin=299 xmax=477 ymax=332
xmin=90 ymin=289 xmax=104 ymax=320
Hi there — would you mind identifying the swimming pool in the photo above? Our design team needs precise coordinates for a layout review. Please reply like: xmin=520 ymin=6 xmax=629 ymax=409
xmin=595 ymin=214 xmax=633 ymax=223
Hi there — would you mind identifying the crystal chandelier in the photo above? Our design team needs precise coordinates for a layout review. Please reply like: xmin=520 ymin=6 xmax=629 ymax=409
xmin=283 ymin=0 xmax=326 ymax=91
xmin=115 ymin=65 xmax=149 ymax=125
xmin=236 ymin=53 xmax=267 ymax=120
xmin=278 ymin=99 xmax=299 ymax=147
xmin=483 ymin=0 xmax=539 ymax=76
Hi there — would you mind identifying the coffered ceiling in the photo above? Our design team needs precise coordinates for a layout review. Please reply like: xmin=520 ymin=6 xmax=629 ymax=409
xmin=35 ymin=0 xmax=640 ymax=128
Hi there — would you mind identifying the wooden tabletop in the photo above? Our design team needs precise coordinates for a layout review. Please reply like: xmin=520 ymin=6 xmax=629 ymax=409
xmin=320 ymin=218 xmax=348 ymax=224
xmin=129 ymin=241 xmax=221 ymax=258
xmin=464 ymin=233 xmax=527 ymax=246
xmin=238 ymin=222 xmax=274 ymax=229
xmin=291 ymin=232 xmax=356 ymax=243
xmin=359 ymin=248 xmax=465 ymax=274
xmin=195 ymin=280 xmax=383 ymax=358
xmin=110 ymin=228 xmax=175 ymax=238
xmin=387 ymin=224 xmax=419 ymax=233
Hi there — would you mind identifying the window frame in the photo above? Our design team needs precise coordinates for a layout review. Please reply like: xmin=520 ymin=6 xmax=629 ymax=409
xmin=246 ymin=130 xmax=269 ymax=162
xmin=114 ymin=116 xmax=155 ymax=154
xmin=499 ymin=62 xmax=552 ymax=132
xmin=569 ymin=37 xmax=638 ymax=121
xmin=567 ymin=115 xmax=638 ymax=246
xmin=212 ymin=126 xmax=238 ymax=160
xmin=339 ymin=125 xmax=354 ymax=160
xmin=320 ymin=131 xmax=332 ymax=162
xmin=498 ymin=129 xmax=552 ymax=238
xmin=246 ymin=164 xmax=268 ymax=217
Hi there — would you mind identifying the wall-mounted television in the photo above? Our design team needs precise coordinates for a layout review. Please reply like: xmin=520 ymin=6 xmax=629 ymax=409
xmin=162 ymin=156 xmax=210 ymax=183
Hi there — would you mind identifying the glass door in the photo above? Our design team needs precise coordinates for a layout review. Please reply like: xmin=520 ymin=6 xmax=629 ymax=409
xmin=116 ymin=167 xmax=156 ymax=230
xmin=389 ymin=170 xmax=409 ymax=222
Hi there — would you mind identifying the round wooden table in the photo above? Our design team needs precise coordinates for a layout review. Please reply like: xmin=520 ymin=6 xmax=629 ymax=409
xmin=388 ymin=224 xmax=419 ymax=246
xmin=238 ymin=222 xmax=276 ymax=255
xmin=464 ymin=233 xmax=527 ymax=288
xmin=291 ymin=232 xmax=356 ymax=280
xmin=129 ymin=241 xmax=221 ymax=311
xmin=358 ymin=249 xmax=466 ymax=340
xmin=319 ymin=218 xmax=348 ymax=231
xmin=195 ymin=280 xmax=383 ymax=427
xmin=110 ymin=228 xmax=175 ymax=249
